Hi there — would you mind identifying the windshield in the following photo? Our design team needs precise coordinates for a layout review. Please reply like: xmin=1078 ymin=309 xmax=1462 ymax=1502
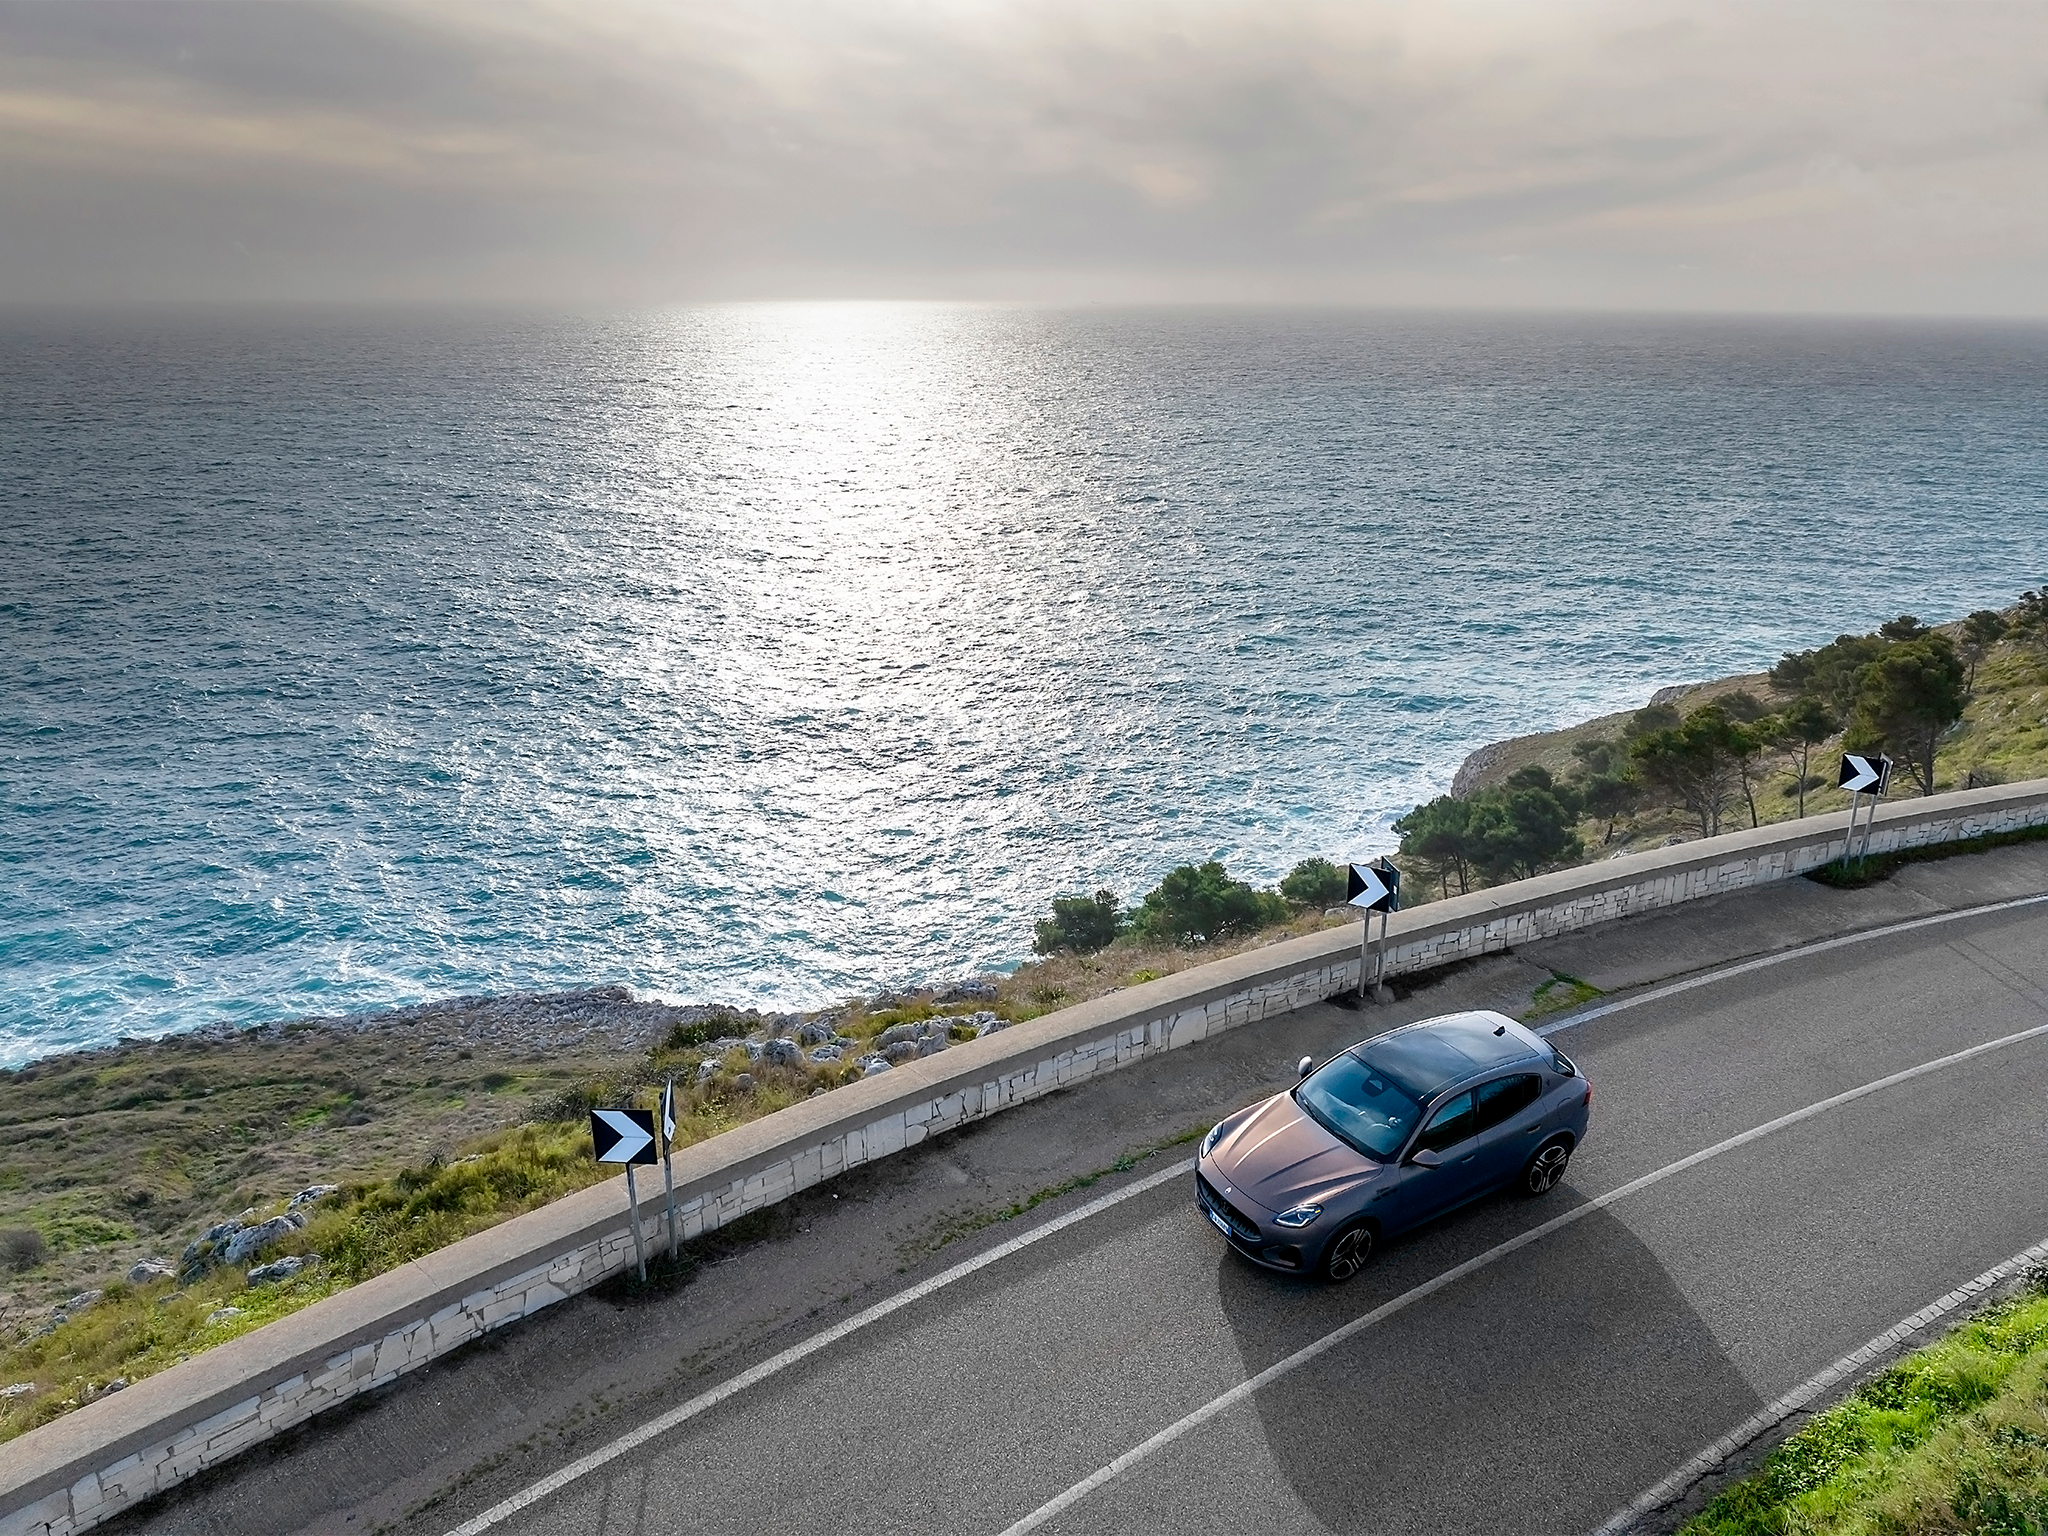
xmin=1295 ymin=1051 xmax=1424 ymax=1161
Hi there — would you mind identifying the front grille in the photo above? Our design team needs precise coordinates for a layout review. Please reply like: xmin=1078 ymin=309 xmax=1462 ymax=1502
xmin=1196 ymin=1173 xmax=1262 ymax=1245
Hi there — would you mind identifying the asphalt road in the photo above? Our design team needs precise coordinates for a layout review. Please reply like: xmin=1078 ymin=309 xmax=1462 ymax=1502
xmin=107 ymin=850 xmax=2048 ymax=1536
xmin=448 ymin=897 xmax=2048 ymax=1536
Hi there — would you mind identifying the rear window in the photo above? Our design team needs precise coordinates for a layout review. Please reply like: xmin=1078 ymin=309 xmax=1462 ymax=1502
xmin=1360 ymin=1016 xmax=1536 ymax=1101
xmin=1356 ymin=1032 xmax=1472 ymax=1102
xmin=1550 ymin=1047 xmax=1578 ymax=1077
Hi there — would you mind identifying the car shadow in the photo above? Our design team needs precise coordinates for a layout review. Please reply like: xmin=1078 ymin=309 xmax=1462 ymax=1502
xmin=1210 ymin=1186 xmax=1765 ymax=1533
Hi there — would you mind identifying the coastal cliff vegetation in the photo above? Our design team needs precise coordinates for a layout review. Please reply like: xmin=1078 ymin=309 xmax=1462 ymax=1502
xmin=1387 ymin=589 xmax=2048 ymax=902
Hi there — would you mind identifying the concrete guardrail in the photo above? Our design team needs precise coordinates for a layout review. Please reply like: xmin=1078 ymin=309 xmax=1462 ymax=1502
xmin=6 ymin=778 xmax=2047 ymax=1533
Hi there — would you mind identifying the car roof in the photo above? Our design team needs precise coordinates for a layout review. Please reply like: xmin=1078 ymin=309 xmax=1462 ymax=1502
xmin=1352 ymin=1010 xmax=1549 ymax=1102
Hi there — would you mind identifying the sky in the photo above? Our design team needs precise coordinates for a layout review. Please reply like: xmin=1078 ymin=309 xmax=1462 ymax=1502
xmin=2 ymin=0 xmax=2046 ymax=313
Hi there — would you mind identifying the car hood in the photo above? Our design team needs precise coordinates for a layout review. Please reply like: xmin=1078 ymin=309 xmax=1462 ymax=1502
xmin=1207 ymin=1092 xmax=1382 ymax=1213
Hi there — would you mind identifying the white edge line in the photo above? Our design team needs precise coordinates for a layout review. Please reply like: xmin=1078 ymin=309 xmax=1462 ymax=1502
xmin=1535 ymin=889 xmax=2048 ymax=1038
xmin=995 ymin=1013 xmax=2048 ymax=1536
xmin=443 ymin=1156 xmax=1197 ymax=1536
xmin=1587 ymin=1235 xmax=2048 ymax=1536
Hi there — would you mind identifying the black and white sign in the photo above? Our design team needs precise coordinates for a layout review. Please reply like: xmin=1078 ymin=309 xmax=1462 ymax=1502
xmin=1837 ymin=753 xmax=1892 ymax=795
xmin=660 ymin=1081 xmax=677 ymax=1145
xmin=590 ymin=1108 xmax=658 ymax=1165
xmin=1346 ymin=860 xmax=1399 ymax=913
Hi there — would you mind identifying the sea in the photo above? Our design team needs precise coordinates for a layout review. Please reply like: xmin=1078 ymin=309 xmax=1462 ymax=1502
xmin=4 ymin=304 xmax=2046 ymax=1066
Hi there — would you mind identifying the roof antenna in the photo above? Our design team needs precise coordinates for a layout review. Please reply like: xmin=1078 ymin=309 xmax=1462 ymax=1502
xmin=1493 ymin=1024 xmax=1506 ymax=1035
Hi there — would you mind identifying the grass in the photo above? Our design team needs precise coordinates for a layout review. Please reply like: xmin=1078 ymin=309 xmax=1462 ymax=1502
xmin=1682 ymin=1271 xmax=2048 ymax=1536
xmin=0 ymin=1121 xmax=619 ymax=1442
xmin=1524 ymin=972 xmax=1605 ymax=1022
xmin=1804 ymin=821 xmax=2048 ymax=890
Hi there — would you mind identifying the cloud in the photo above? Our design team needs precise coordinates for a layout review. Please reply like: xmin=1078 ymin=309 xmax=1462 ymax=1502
xmin=0 ymin=0 xmax=2044 ymax=310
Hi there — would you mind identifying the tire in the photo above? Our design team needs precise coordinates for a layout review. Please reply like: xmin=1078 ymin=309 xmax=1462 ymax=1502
xmin=1317 ymin=1220 xmax=1376 ymax=1283
xmin=1520 ymin=1136 xmax=1573 ymax=1197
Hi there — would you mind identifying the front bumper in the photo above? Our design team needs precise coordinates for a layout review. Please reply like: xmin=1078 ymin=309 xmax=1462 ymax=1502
xmin=1195 ymin=1170 xmax=1308 ymax=1272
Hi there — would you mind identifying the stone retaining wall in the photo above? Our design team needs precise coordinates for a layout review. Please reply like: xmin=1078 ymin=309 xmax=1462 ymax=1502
xmin=6 ymin=780 xmax=2047 ymax=1534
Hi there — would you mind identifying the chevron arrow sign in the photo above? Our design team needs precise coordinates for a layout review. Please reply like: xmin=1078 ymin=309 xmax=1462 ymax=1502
xmin=1837 ymin=753 xmax=1890 ymax=794
xmin=1346 ymin=861 xmax=1397 ymax=912
xmin=590 ymin=1108 xmax=658 ymax=1165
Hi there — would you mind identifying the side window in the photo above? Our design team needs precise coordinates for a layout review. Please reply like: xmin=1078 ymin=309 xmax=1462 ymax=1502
xmin=1413 ymin=1091 xmax=1475 ymax=1154
xmin=1474 ymin=1074 xmax=1542 ymax=1132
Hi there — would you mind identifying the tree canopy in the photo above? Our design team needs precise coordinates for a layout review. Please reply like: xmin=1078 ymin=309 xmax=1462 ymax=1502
xmin=1847 ymin=633 xmax=1966 ymax=796
xmin=1629 ymin=703 xmax=1753 ymax=837
xmin=1031 ymin=888 xmax=1124 ymax=955
xmin=1130 ymin=861 xmax=1287 ymax=946
xmin=1278 ymin=857 xmax=1348 ymax=910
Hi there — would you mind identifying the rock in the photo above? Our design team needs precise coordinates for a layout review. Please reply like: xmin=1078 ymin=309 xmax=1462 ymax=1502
xmin=0 ymin=1383 xmax=34 ymax=1399
xmin=103 ymin=1378 xmax=127 ymax=1393
xmin=730 ymin=1073 xmax=755 ymax=1092
xmin=761 ymin=1038 xmax=803 ymax=1067
xmin=1450 ymin=741 xmax=1509 ymax=799
xmin=204 ymin=1306 xmax=243 ymax=1327
xmin=224 ymin=1213 xmax=305 ymax=1266
xmin=938 ymin=979 xmax=998 ymax=1003
xmin=742 ymin=1040 xmax=764 ymax=1062
xmin=65 ymin=1290 xmax=103 ymax=1313
xmin=126 ymin=1258 xmax=176 ymax=1285
xmin=881 ymin=1041 xmax=921 ymax=1065
xmin=247 ymin=1254 xmax=321 ymax=1285
xmin=875 ymin=1023 xmax=921 ymax=1048
xmin=694 ymin=1059 xmax=719 ymax=1085
xmin=914 ymin=1033 xmax=947 ymax=1057
xmin=179 ymin=1221 xmax=246 ymax=1282
xmin=288 ymin=1185 xmax=338 ymax=1210
xmin=857 ymin=1055 xmax=892 ymax=1077
xmin=796 ymin=1021 xmax=834 ymax=1046
xmin=808 ymin=1044 xmax=843 ymax=1063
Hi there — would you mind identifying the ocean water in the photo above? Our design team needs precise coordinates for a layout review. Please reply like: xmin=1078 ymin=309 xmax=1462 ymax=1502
xmin=4 ymin=305 xmax=2046 ymax=1065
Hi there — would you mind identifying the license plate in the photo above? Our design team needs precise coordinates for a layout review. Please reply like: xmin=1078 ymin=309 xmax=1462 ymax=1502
xmin=1207 ymin=1208 xmax=1232 ymax=1237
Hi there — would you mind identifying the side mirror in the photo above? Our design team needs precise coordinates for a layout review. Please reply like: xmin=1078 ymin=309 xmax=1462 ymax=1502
xmin=1297 ymin=1055 xmax=1314 ymax=1079
xmin=1409 ymin=1148 xmax=1443 ymax=1169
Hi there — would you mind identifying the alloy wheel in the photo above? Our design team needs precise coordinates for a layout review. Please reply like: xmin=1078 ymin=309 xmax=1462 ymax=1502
xmin=1324 ymin=1225 xmax=1373 ymax=1281
xmin=1525 ymin=1142 xmax=1571 ymax=1195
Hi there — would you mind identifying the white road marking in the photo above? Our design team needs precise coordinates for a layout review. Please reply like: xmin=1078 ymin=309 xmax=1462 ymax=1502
xmin=442 ymin=1156 xmax=1196 ymax=1536
xmin=1535 ymin=888 xmax=2048 ymax=1037
xmin=1588 ymin=1234 xmax=2048 ymax=1536
xmin=449 ymin=885 xmax=2048 ymax=1535
xmin=995 ymin=1013 xmax=2048 ymax=1536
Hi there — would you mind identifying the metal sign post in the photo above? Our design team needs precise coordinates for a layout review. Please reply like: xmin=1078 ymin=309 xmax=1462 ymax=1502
xmin=591 ymin=1107 xmax=659 ymax=1283
xmin=1346 ymin=860 xmax=1400 ymax=1001
xmin=660 ymin=1079 xmax=679 ymax=1262
xmin=1836 ymin=753 xmax=1893 ymax=871
xmin=1862 ymin=755 xmax=1893 ymax=862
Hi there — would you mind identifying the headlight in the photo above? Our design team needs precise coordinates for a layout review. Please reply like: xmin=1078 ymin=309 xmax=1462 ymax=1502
xmin=1200 ymin=1122 xmax=1226 ymax=1158
xmin=1273 ymin=1203 xmax=1322 ymax=1228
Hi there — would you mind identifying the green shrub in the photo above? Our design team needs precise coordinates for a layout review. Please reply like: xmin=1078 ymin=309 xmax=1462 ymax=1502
xmin=1031 ymin=889 xmax=1125 ymax=955
xmin=1130 ymin=862 xmax=1286 ymax=947
xmin=1278 ymin=858 xmax=1347 ymax=910
xmin=0 ymin=1229 xmax=45 ymax=1272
